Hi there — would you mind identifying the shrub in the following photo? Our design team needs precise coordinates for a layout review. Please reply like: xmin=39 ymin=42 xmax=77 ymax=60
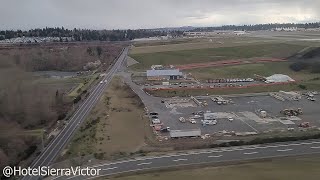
xmin=298 ymin=84 xmax=307 ymax=90
xmin=73 ymin=96 xmax=81 ymax=104
xmin=311 ymin=62 xmax=320 ymax=73
xmin=289 ymin=62 xmax=309 ymax=72
xmin=57 ymin=113 xmax=66 ymax=120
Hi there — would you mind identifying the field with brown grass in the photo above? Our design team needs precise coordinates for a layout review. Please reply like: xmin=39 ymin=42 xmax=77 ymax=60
xmin=0 ymin=43 xmax=123 ymax=71
xmin=0 ymin=42 xmax=124 ymax=172
xmin=64 ymin=76 xmax=153 ymax=160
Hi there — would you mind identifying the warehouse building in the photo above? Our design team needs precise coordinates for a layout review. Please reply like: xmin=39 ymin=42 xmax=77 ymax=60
xmin=170 ymin=129 xmax=201 ymax=138
xmin=146 ymin=69 xmax=183 ymax=80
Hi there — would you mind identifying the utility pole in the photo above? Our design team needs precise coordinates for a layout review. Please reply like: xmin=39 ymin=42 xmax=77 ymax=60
xmin=41 ymin=129 xmax=46 ymax=150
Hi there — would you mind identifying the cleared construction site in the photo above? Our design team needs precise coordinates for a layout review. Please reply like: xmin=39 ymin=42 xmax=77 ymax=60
xmin=131 ymin=64 xmax=320 ymax=140
xmin=144 ymin=90 xmax=320 ymax=140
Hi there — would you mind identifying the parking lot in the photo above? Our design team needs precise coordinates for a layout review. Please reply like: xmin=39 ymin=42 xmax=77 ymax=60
xmin=149 ymin=93 xmax=320 ymax=136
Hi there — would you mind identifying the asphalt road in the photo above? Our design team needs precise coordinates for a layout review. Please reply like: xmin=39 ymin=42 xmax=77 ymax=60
xmin=22 ymin=47 xmax=129 ymax=180
xmin=51 ymin=139 xmax=320 ymax=180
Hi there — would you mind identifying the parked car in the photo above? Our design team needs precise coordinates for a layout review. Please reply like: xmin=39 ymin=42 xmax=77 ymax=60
xmin=190 ymin=118 xmax=196 ymax=124
xmin=150 ymin=112 xmax=159 ymax=116
xmin=160 ymin=127 xmax=170 ymax=132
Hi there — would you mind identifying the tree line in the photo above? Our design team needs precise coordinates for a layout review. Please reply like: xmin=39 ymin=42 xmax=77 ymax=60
xmin=192 ymin=22 xmax=320 ymax=31
xmin=1 ymin=22 xmax=319 ymax=41
xmin=0 ymin=27 xmax=168 ymax=41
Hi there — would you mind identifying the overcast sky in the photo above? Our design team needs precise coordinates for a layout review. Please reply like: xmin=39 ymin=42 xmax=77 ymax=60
xmin=0 ymin=0 xmax=319 ymax=30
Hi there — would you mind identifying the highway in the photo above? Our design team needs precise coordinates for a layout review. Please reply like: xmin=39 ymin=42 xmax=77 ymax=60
xmin=23 ymin=47 xmax=129 ymax=180
xmin=52 ymin=139 xmax=320 ymax=180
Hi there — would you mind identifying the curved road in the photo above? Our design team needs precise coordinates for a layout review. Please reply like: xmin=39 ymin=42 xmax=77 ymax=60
xmin=51 ymin=139 xmax=320 ymax=180
xmin=23 ymin=47 xmax=129 ymax=180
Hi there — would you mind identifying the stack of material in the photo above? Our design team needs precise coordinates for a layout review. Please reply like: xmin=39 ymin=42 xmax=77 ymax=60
xmin=170 ymin=129 xmax=201 ymax=138
xmin=265 ymin=74 xmax=295 ymax=83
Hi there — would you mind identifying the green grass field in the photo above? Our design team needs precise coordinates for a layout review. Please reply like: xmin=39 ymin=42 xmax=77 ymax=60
xmin=68 ymin=74 xmax=99 ymax=97
xmin=130 ymin=37 xmax=281 ymax=54
xmin=130 ymin=43 xmax=305 ymax=71
xmin=112 ymin=155 xmax=320 ymax=180
xmin=188 ymin=62 xmax=319 ymax=81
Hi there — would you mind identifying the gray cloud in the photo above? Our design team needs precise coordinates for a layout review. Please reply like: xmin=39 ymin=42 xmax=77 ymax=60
xmin=0 ymin=0 xmax=319 ymax=29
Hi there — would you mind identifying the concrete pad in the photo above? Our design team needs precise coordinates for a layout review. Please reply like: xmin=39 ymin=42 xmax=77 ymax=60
xmin=238 ymin=111 xmax=268 ymax=124
xmin=127 ymin=56 xmax=139 ymax=67
xmin=279 ymin=120 xmax=295 ymax=125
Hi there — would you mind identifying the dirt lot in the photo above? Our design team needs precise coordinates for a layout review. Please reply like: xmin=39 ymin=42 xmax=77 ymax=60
xmin=130 ymin=43 xmax=305 ymax=71
xmin=63 ymin=76 xmax=153 ymax=160
xmin=111 ymin=155 xmax=320 ymax=180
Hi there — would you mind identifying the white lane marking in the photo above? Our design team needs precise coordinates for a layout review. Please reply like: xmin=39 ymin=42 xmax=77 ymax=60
xmin=137 ymin=162 xmax=152 ymax=166
xmin=311 ymin=146 xmax=320 ymax=149
xmin=84 ymin=151 xmax=320 ymax=180
xmin=173 ymin=158 xmax=188 ymax=162
xmin=208 ymin=155 xmax=223 ymax=158
xmin=83 ymin=141 xmax=320 ymax=169
xmin=103 ymin=167 xmax=118 ymax=171
xmin=243 ymin=152 xmax=258 ymax=155
xmin=277 ymin=149 xmax=293 ymax=152
xmin=237 ymin=116 xmax=259 ymax=132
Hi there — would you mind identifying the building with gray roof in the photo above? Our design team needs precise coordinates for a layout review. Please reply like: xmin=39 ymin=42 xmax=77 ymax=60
xmin=146 ymin=69 xmax=183 ymax=80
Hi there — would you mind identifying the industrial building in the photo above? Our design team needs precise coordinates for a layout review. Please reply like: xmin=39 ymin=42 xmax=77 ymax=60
xmin=170 ymin=129 xmax=201 ymax=138
xmin=146 ymin=69 xmax=183 ymax=80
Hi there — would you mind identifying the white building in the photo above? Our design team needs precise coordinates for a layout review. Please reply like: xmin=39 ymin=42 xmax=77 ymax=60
xmin=274 ymin=27 xmax=297 ymax=31
xmin=234 ymin=31 xmax=247 ymax=35
xmin=151 ymin=65 xmax=164 ymax=70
